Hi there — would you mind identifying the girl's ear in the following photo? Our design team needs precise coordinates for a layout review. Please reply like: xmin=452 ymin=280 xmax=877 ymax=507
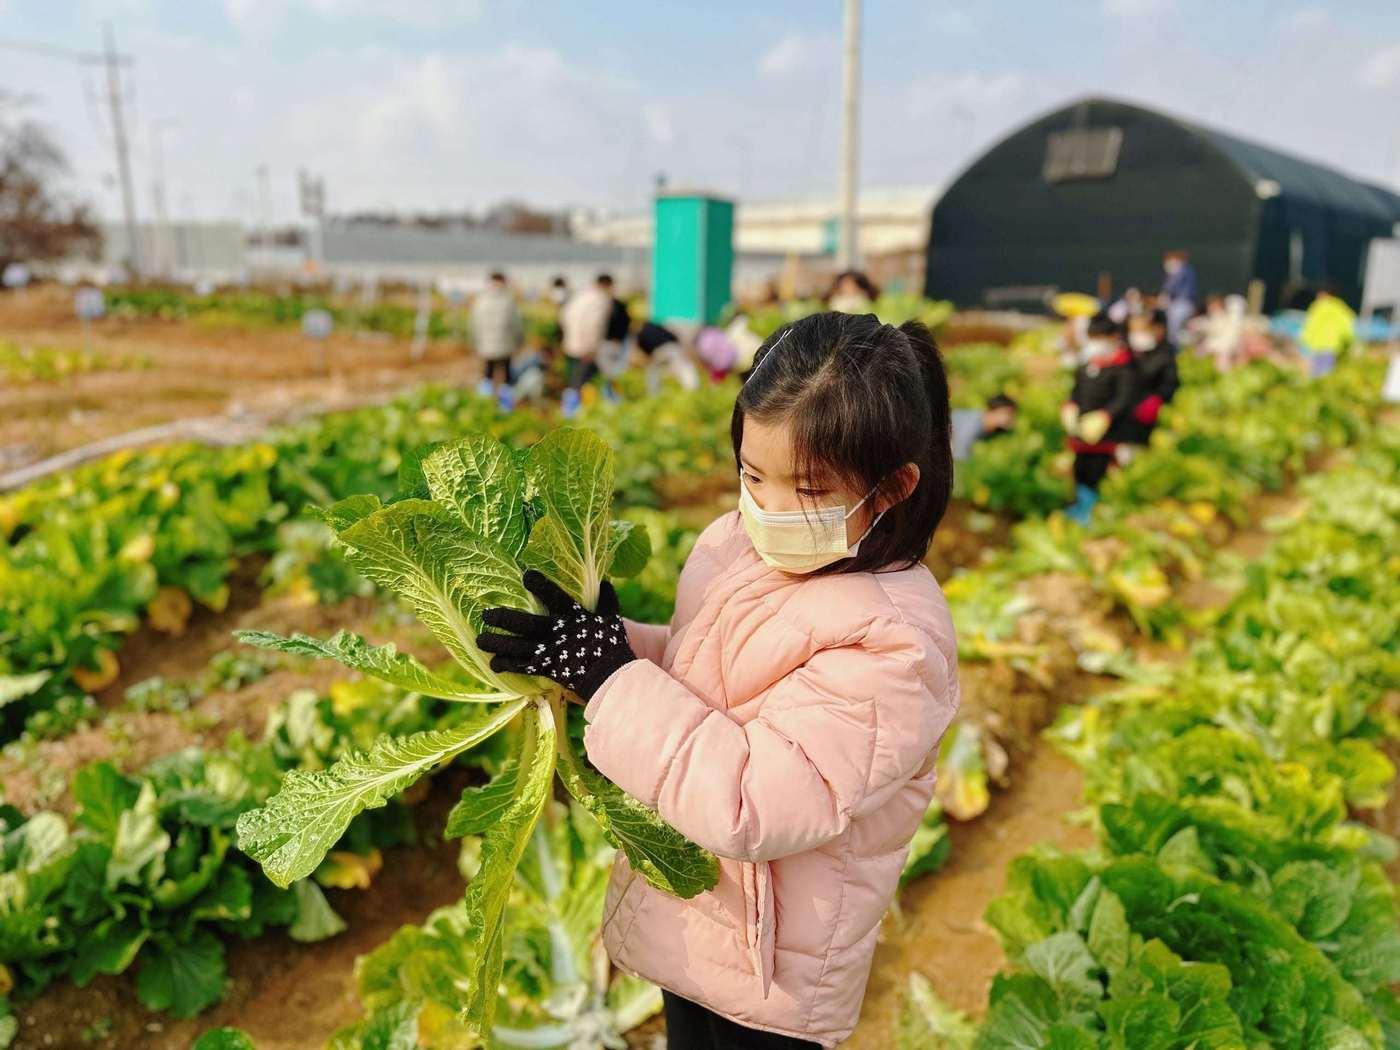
xmin=877 ymin=463 xmax=921 ymax=512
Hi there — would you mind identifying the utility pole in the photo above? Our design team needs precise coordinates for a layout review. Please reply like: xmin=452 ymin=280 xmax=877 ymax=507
xmin=104 ymin=24 xmax=142 ymax=278
xmin=837 ymin=0 xmax=862 ymax=271
xmin=255 ymin=164 xmax=271 ymax=275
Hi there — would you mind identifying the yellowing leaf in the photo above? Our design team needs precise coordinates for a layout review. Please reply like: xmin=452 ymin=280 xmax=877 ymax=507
xmin=316 ymin=849 xmax=383 ymax=889
xmin=119 ymin=533 xmax=156 ymax=563
xmin=148 ymin=586 xmax=193 ymax=635
xmin=73 ymin=649 xmax=120 ymax=692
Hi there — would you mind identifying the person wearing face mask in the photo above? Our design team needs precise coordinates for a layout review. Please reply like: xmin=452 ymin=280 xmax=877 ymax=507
xmin=1121 ymin=309 xmax=1180 ymax=445
xmin=1061 ymin=312 xmax=1142 ymax=524
xmin=477 ymin=312 xmax=959 ymax=1050
xmin=1160 ymin=249 xmax=1198 ymax=345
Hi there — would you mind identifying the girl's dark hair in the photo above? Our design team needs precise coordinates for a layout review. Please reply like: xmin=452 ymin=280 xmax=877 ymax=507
xmin=731 ymin=311 xmax=953 ymax=574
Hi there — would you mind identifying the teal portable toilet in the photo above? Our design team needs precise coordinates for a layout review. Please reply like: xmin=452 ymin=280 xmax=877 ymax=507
xmin=652 ymin=193 xmax=734 ymax=325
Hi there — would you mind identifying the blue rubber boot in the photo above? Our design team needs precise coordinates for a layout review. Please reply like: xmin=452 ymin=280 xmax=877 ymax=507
xmin=560 ymin=387 xmax=581 ymax=419
xmin=496 ymin=385 xmax=516 ymax=412
xmin=1066 ymin=483 xmax=1099 ymax=525
xmin=475 ymin=377 xmax=496 ymax=399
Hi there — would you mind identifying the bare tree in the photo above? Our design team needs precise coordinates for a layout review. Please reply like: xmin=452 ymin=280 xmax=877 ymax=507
xmin=0 ymin=92 xmax=101 ymax=273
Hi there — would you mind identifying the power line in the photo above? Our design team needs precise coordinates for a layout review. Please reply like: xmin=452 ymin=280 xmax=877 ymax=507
xmin=0 ymin=28 xmax=143 ymax=277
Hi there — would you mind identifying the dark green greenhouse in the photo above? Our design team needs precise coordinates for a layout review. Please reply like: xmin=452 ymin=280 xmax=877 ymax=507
xmin=924 ymin=96 xmax=1400 ymax=312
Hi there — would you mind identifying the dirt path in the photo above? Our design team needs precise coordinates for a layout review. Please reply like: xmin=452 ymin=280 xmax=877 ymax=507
xmin=847 ymin=745 xmax=1095 ymax=1045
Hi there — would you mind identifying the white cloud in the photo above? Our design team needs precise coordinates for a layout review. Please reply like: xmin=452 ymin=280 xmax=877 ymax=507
xmin=1101 ymin=0 xmax=1173 ymax=15
xmin=928 ymin=5 xmax=975 ymax=36
xmin=223 ymin=0 xmax=481 ymax=34
xmin=1357 ymin=42 xmax=1400 ymax=90
xmin=1278 ymin=7 xmax=1330 ymax=33
xmin=906 ymin=71 xmax=1028 ymax=117
xmin=757 ymin=32 xmax=837 ymax=78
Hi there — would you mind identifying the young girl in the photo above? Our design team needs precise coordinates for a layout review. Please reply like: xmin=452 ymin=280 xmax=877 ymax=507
xmin=480 ymin=312 xmax=960 ymax=1049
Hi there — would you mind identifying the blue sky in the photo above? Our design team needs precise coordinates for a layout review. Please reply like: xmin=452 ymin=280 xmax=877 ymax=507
xmin=4 ymin=1 xmax=1400 ymax=223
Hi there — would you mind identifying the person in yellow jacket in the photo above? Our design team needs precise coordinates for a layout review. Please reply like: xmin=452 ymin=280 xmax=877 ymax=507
xmin=1299 ymin=284 xmax=1355 ymax=378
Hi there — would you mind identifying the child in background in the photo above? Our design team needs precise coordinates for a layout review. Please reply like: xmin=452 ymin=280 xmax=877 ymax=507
xmin=1062 ymin=312 xmax=1141 ymax=524
xmin=1121 ymin=309 xmax=1179 ymax=446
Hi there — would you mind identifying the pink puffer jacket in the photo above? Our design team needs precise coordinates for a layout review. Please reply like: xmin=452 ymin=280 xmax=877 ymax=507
xmin=583 ymin=512 xmax=959 ymax=1046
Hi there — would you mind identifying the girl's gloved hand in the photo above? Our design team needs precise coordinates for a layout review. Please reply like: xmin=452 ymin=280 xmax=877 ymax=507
xmin=478 ymin=570 xmax=635 ymax=702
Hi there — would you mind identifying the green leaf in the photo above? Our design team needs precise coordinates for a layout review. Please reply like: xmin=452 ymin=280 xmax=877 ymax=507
xmin=979 ymin=972 xmax=1093 ymax=1050
xmin=462 ymin=699 xmax=556 ymax=1039
xmin=524 ymin=429 xmax=614 ymax=609
xmin=236 ymin=700 xmax=526 ymax=887
xmin=1086 ymin=889 xmax=1131 ymax=978
xmin=314 ymin=494 xmax=384 ymax=531
xmin=898 ymin=972 xmax=976 ymax=1050
xmin=106 ymin=782 xmax=171 ymax=890
xmin=71 ymin=916 xmax=150 ymax=985
xmin=551 ymin=698 xmax=718 ymax=900
xmin=72 ymin=762 xmax=140 ymax=842
xmin=191 ymin=1029 xmax=258 ymax=1050
xmin=136 ymin=931 xmax=227 ymax=1019
xmin=901 ymin=801 xmax=951 ymax=887
xmin=1101 ymin=939 xmax=1244 ymax=1050
xmin=445 ymin=760 xmax=521 ymax=839
xmin=421 ymin=436 xmax=528 ymax=556
xmin=234 ymin=628 xmax=503 ymax=703
xmin=289 ymin=878 xmax=347 ymax=942
xmin=327 ymin=1001 xmax=420 ymax=1050
xmin=0 ymin=671 xmax=50 ymax=711
xmin=336 ymin=500 xmax=538 ymax=696
xmin=1024 ymin=932 xmax=1104 ymax=1011
xmin=606 ymin=520 xmax=651 ymax=579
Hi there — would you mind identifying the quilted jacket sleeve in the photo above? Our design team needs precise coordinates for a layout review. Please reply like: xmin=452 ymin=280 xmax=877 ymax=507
xmin=582 ymin=617 xmax=958 ymax=862
xmin=622 ymin=619 xmax=670 ymax=666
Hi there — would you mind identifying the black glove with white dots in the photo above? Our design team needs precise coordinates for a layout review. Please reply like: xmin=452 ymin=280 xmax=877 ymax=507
xmin=479 ymin=570 xmax=635 ymax=701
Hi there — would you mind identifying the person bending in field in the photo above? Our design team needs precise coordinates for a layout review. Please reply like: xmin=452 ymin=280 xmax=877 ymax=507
xmin=479 ymin=312 xmax=960 ymax=1049
xmin=1062 ymin=312 xmax=1141 ymax=524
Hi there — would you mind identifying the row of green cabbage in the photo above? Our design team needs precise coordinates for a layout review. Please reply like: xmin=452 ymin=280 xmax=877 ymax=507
xmin=900 ymin=420 xmax=1400 ymax=1047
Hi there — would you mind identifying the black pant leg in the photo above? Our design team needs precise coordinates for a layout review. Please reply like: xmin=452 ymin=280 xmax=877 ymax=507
xmin=664 ymin=990 xmax=712 ymax=1050
xmin=663 ymin=990 xmax=822 ymax=1050
xmin=1073 ymin=451 xmax=1113 ymax=490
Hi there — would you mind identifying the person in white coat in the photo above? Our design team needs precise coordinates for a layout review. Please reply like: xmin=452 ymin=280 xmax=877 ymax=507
xmin=472 ymin=271 xmax=523 ymax=395
xmin=560 ymin=273 xmax=615 ymax=415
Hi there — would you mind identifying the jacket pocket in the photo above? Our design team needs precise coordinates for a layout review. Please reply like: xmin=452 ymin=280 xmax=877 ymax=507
xmin=741 ymin=860 xmax=776 ymax=997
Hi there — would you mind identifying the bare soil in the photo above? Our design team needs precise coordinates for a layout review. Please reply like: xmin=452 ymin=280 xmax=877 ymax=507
xmin=0 ymin=286 xmax=480 ymax=470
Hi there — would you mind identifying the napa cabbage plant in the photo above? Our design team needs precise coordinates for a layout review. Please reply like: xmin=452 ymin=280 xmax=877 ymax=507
xmin=233 ymin=429 xmax=718 ymax=1038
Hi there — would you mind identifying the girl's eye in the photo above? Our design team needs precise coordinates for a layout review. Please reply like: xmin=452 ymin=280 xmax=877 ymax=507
xmin=797 ymin=488 xmax=829 ymax=498
xmin=742 ymin=471 xmax=763 ymax=485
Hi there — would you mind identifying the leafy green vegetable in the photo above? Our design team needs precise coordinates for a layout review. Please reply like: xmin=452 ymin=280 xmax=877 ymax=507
xmin=233 ymin=430 xmax=717 ymax=1042
xmin=898 ymin=972 xmax=977 ymax=1050
xmin=237 ymin=703 xmax=526 ymax=887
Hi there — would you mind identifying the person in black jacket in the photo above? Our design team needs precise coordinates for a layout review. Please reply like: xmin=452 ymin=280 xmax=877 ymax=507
xmin=1121 ymin=309 xmax=1179 ymax=445
xmin=1062 ymin=312 xmax=1141 ymax=523
xmin=594 ymin=281 xmax=633 ymax=401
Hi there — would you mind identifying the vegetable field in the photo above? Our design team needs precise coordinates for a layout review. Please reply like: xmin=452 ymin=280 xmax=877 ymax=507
xmin=0 ymin=306 xmax=1394 ymax=1050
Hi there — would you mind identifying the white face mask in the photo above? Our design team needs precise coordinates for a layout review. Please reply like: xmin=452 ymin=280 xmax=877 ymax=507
xmin=1080 ymin=338 xmax=1113 ymax=363
xmin=737 ymin=475 xmax=885 ymax=574
xmin=1128 ymin=332 xmax=1155 ymax=352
